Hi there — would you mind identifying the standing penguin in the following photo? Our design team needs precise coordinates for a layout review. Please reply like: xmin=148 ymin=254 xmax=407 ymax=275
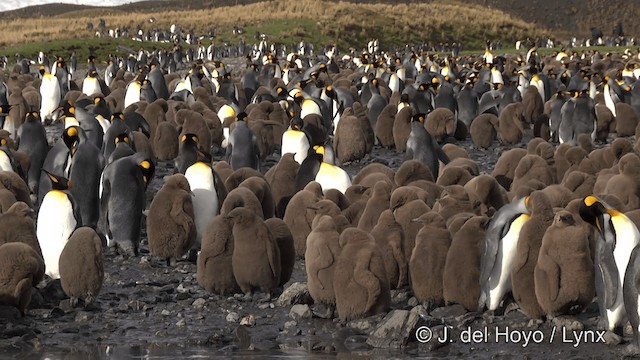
xmin=226 ymin=114 xmax=260 ymax=171
xmin=443 ymin=215 xmax=489 ymax=311
xmin=281 ymin=117 xmax=311 ymax=165
xmin=511 ymin=191 xmax=554 ymax=319
xmin=370 ymin=209 xmax=406 ymax=290
xmin=146 ymin=174 xmax=196 ymax=265
xmin=479 ymin=196 xmax=529 ymax=311
xmin=410 ymin=212 xmax=451 ymax=309
xmin=197 ymin=215 xmax=240 ymax=295
xmin=333 ymin=227 xmax=390 ymax=321
xmin=69 ymin=126 xmax=104 ymax=229
xmin=225 ymin=207 xmax=280 ymax=299
xmin=559 ymin=89 xmax=596 ymax=146
xmin=58 ymin=227 xmax=104 ymax=308
xmin=406 ymin=114 xmax=449 ymax=180
xmin=534 ymin=210 xmax=594 ymax=317
xmin=98 ymin=153 xmax=154 ymax=256
xmin=0 ymin=242 xmax=44 ymax=316
xmin=305 ymin=215 xmax=342 ymax=305
xmin=39 ymin=66 xmax=61 ymax=123
xmin=16 ymin=112 xmax=48 ymax=197
xmin=580 ymin=195 xmax=640 ymax=333
xmin=37 ymin=171 xmax=80 ymax=279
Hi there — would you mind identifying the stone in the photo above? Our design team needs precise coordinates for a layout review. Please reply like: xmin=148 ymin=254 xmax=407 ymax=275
xmin=75 ymin=311 xmax=93 ymax=322
xmin=366 ymin=310 xmax=420 ymax=348
xmin=550 ymin=316 xmax=583 ymax=332
xmin=347 ymin=313 xmax=386 ymax=334
xmin=289 ymin=304 xmax=312 ymax=321
xmin=161 ymin=309 xmax=171 ymax=316
xmin=418 ymin=325 xmax=451 ymax=352
xmin=176 ymin=318 xmax=186 ymax=327
xmin=430 ymin=304 xmax=467 ymax=319
xmin=192 ymin=298 xmax=207 ymax=309
xmin=226 ymin=311 xmax=239 ymax=323
xmin=283 ymin=320 xmax=297 ymax=330
xmin=240 ymin=314 xmax=256 ymax=326
xmin=276 ymin=282 xmax=312 ymax=306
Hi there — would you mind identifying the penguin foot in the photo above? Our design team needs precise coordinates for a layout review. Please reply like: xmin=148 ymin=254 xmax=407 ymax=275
xmin=116 ymin=241 xmax=137 ymax=257
xmin=256 ymin=292 xmax=272 ymax=303
xmin=311 ymin=303 xmax=334 ymax=319
xmin=70 ymin=297 xmax=79 ymax=308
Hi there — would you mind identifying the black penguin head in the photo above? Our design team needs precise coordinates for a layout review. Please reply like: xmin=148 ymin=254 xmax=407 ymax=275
xmin=579 ymin=195 xmax=611 ymax=236
xmin=181 ymin=133 xmax=199 ymax=146
xmin=236 ymin=112 xmax=248 ymax=122
xmin=0 ymin=104 xmax=13 ymax=115
xmin=56 ymin=100 xmax=75 ymax=119
xmin=62 ymin=126 xmax=80 ymax=154
xmin=42 ymin=170 xmax=72 ymax=191
xmin=25 ymin=111 xmax=39 ymax=122
xmin=111 ymin=113 xmax=126 ymax=122
xmin=114 ymin=133 xmax=130 ymax=145
xmin=290 ymin=116 xmax=304 ymax=131
xmin=39 ymin=65 xmax=46 ymax=76
xmin=138 ymin=158 xmax=155 ymax=187
xmin=412 ymin=113 xmax=426 ymax=124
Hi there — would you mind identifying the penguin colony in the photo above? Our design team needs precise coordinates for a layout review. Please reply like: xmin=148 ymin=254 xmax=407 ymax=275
xmin=3 ymin=39 xmax=640 ymax=351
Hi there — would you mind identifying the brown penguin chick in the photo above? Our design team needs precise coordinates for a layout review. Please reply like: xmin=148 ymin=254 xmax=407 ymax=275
xmin=534 ymin=141 xmax=557 ymax=181
xmin=445 ymin=212 xmax=475 ymax=236
xmin=344 ymin=184 xmax=371 ymax=204
xmin=561 ymin=171 xmax=596 ymax=199
xmin=0 ymin=242 xmax=44 ymax=316
xmin=534 ymin=210 xmax=594 ymax=317
xmin=498 ymin=102 xmax=525 ymax=145
xmin=238 ymin=176 xmax=275 ymax=219
xmin=594 ymin=103 xmax=614 ymax=142
xmin=323 ymin=189 xmax=351 ymax=211
xmin=248 ymin=120 xmax=286 ymax=161
xmin=308 ymin=199 xmax=352 ymax=233
xmin=370 ymin=210 xmax=407 ymax=289
xmin=410 ymin=212 xmax=451 ymax=309
xmin=334 ymin=112 xmax=369 ymax=164
xmin=394 ymin=159 xmax=434 ymax=185
xmin=432 ymin=184 xmax=481 ymax=220
xmin=560 ymin=147 xmax=589 ymax=182
xmin=352 ymin=163 xmax=395 ymax=186
xmin=576 ymin=133 xmax=593 ymax=154
xmin=464 ymin=174 xmax=509 ymax=215
xmin=0 ymin=171 xmax=32 ymax=208
xmin=264 ymin=153 xmax=299 ymax=218
xmin=357 ymin=181 xmax=391 ymax=233
xmin=603 ymin=152 xmax=640 ymax=212
xmin=220 ymin=187 xmax=264 ymax=219
xmin=553 ymin=143 xmax=572 ymax=181
xmin=435 ymin=166 xmax=473 ymax=187
xmin=0 ymin=188 xmax=17 ymax=213
xmin=615 ymin=102 xmax=638 ymax=137
xmin=525 ymin=137 xmax=546 ymax=154
xmin=283 ymin=181 xmax=324 ymax=257
xmin=177 ymin=109 xmax=212 ymax=156
xmin=213 ymin=161 xmax=234 ymax=184
xmin=143 ymin=99 xmax=168 ymax=136
xmin=58 ymin=227 xmax=104 ymax=308
xmin=265 ymin=218 xmax=294 ymax=287
xmin=425 ymin=107 xmax=456 ymax=142
xmin=333 ymin=227 xmax=390 ymax=321
xmin=355 ymin=172 xmax=394 ymax=190
xmin=0 ymin=202 xmax=41 ymax=258
xmin=132 ymin=130 xmax=154 ymax=160
xmin=404 ymin=182 xmax=443 ymax=208
xmin=442 ymin=143 xmax=470 ymax=160
xmin=224 ymin=168 xmax=264 ymax=192
xmin=375 ymin=103 xmax=398 ymax=147
xmin=305 ymin=215 xmax=342 ymax=305
xmin=470 ymin=113 xmax=500 ymax=149
xmin=350 ymin=102 xmax=376 ymax=152
xmin=510 ymin=155 xmax=555 ymax=195
xmin=522 ymin=85 xmax=544 ymax=126
xmin=442 ymin=215 xmax=489 ymax=311
xmin=491 ymin=148 xmax=527 ymax=190
xmin=510 ymin=178 xmax=546 ymax=201
xmin=392 ymin=106 xmax=416 ymax=152
xmin=152 ymin=121 xmax=179 ymax=161
xmin=538 ymin=184 xmax=578 ymax=208
xmin=391 ymin=188 xmax=431 ymax=259
xmin=511 ymin=191 xmax=554 ymax=319
xmin=197 ymin=215 xmax=240 ymax=295
xmin=146 ymin=174 xmax=196 ymax=265
xmin=226 ymin=207 xmax=280 ymax=297
xmin=342 ymin=197 xmax=368 ymax=227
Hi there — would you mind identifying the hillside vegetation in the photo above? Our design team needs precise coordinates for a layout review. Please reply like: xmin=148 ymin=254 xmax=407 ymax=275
xmin=0 ymin=0 xmax=551 ymax=58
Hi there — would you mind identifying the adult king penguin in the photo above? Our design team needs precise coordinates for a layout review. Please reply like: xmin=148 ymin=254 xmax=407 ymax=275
xmin=580 ymin=195 xmax=640 ymax=334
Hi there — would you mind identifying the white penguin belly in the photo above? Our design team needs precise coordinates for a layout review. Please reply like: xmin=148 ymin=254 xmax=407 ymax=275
xmin=2 ymin=116 xmax=15 ymax=139
xmin=36 ymin=191 xmax=76 ymax=279
xmin=486 ymin=214 xmax=529 ymax=310
xmin=315 ymin=162 xmax=351 ymax=194
xmin=607 ymin=216 xmax=640 ymax=330
xmin=82 ymin=78 xmax=101 ymax=97
xmin=185 ymin=164 xmax=218 ymax=245
xmin=0 ymin=150 xmax=12 ymax=172
xmin=40 ymin=78 xmax=61 ymax=121
xmin=281 ymin=130 xmax=309 ymax=164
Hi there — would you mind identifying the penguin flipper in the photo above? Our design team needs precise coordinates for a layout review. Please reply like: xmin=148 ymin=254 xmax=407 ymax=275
xmin=353 ymin=254 xmax=382 ymax=313
xmin=98 ymin=178 xmax=111 ymax=240
xmin=435 ymin=143 xmax=450 ymax=165
xmin=535 ymin=250 xmax=560 ymax=302
xmin=598 ymin=240 xmax=620 ymax=309
xmin=212 ymin=168 xmax=228 ymax=213
xmin=623 ymin=247 xmax=640 ymax=346
xmin=313 ymin=242 xmax=336 ymax=290
xmin=479 ymin=229 xmax=500 ymax=284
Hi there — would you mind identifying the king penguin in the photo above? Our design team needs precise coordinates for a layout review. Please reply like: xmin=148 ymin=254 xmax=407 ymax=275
xmin=39 ymin=66 xmax=61 ymax=124
xmin=281 ymin=117 xmax=310 ymax=165
xmin=99 ymin=153 xmax=154 ymax=256
xmin=36 ymin=170 xmax=81 ymax=279
xmin=478 ymin=195 xmax=530 ymax=311
xmin=16 ymin=111 xmax=49 ymax=198
xmin=580 ymin=195 xmax=640 ymax=333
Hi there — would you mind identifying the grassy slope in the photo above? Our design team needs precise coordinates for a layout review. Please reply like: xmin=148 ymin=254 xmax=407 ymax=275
xmin=0 ymin=0 xmax=552 ymax=61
